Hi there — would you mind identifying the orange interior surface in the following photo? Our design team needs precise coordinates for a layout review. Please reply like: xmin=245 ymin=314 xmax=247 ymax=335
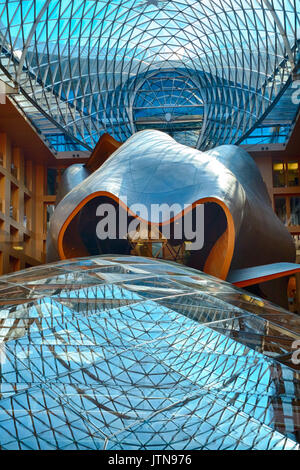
xmin=57 ymin=192 xmax=235 ymax=280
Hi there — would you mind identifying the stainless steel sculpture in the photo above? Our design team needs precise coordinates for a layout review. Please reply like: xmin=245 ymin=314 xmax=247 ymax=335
xmin=47 ymin=130 xmax=295 ymax=301
xmin=0 ymin=1 xmax=298 ymax=153
xmin=0 ymin=255 xmax=299 ymax=449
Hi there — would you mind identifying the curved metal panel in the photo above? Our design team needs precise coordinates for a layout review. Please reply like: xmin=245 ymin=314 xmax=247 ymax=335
xmin=0 ymin=255 xmax=300 ymax=449
xmin=47 ymin=130 xmax=295 ymax=283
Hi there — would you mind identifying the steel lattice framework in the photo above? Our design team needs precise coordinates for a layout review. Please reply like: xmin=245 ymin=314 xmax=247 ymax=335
xmin=0 ymin=0 xmax=298 ymax=153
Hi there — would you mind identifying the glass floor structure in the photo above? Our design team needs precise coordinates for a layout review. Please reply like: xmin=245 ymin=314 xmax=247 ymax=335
xmin=0 ymin=255 xmax=299 ymax=450
xmin=0 ymin=1 xmax=298 ymax=153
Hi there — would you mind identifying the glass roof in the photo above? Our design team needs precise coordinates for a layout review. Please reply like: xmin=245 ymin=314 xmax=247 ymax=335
xmin=0 ymin=255 xmax=299 ymax=449
xmin=0 ymin=1 xmax=298 ymax=153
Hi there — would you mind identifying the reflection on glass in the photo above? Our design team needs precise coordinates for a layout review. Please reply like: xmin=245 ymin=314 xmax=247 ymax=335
xmin=152 ymin=242 xmax=163 ymax=258
xmin=288 ymin=162 xmax=299 ymax=186
xmin=0 ymin=255 xmax=299 ymax=450
xmin=273 ymin=161 xmax=285 ymax=187
xmin=47 ymin=168 xmax=58 ymax=195
xmin=45 ymin=204 xmax=55 ymax=232
xmin=275 ymin=197 xmax=287 ymax=225
xmin=290 ymin=197 xmax=300 ymax=226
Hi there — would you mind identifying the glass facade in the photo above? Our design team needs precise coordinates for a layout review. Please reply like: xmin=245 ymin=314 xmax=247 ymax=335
xmin=0 ymin=1 xmax=297 ymax=152
xmin=0 ymin=255 xmax=299 ymax=450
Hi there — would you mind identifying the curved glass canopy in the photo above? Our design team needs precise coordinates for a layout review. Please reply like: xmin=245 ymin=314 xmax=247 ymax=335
xmin=0 ymin=1 xmax=298 ymax=153
xmin=0 ymin=255 xmax=299 ymax=449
